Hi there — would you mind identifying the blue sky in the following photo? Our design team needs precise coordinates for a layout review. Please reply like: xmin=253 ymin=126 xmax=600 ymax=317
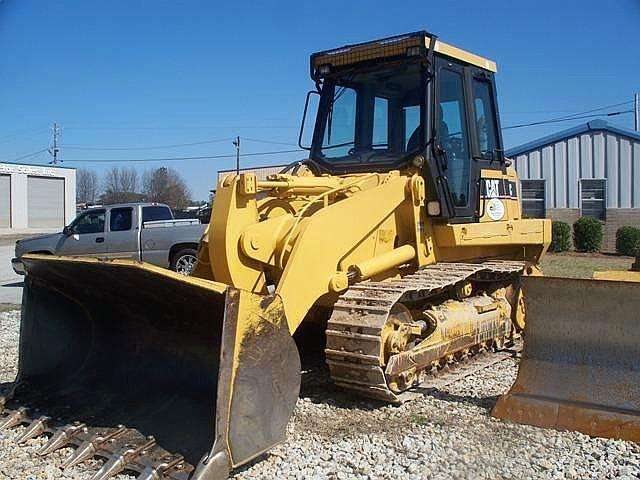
xmin=1 ymin=0 xmax=638 ymax=200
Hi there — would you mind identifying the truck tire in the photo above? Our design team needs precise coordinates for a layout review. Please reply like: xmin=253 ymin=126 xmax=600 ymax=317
xmin=171 ymin=248 xmax=198 ymax=276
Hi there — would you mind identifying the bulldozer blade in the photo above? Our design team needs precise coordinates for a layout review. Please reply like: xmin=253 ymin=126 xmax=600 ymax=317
xmin=493 ymin=275 xmax=640 ymax=441
xmin=12 ymin=255 xmax=300 ymax=479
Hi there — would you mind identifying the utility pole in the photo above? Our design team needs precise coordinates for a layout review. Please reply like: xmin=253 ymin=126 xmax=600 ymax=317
xmin=48 ymin=122 xmax=61 ymax=164
xmin=233 ymin=136 xmax=241 ymax=174
xmin=635 ymin=93 xmax=640 ymax=132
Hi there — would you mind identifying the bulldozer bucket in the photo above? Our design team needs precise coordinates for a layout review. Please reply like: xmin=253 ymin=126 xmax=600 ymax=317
xmin=492 ymin=275 xmax=640 ymax=441
xmin=0 ymin=255 xmax=300 ymax=479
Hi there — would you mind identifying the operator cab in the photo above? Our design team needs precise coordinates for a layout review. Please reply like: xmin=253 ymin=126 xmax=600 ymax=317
xmin=301 ymin=31 xmax=504 ymax=221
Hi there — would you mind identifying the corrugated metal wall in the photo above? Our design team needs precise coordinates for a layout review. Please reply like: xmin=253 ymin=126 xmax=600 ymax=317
xmin=513 ymin=132 xmax=640 ymax=209
xmin=0 ymin=175 xmax=10 ymax=228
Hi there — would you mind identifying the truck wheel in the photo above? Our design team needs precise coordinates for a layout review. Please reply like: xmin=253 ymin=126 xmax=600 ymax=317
xmin=172 ymin=248 xmax=198 ymax=276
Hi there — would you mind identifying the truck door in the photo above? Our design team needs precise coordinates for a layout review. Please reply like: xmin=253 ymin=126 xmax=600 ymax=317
xmin=106 ymin=206 xmax=138 ymax=260
xmin=57 ymin=209 xmax=107 ymax=256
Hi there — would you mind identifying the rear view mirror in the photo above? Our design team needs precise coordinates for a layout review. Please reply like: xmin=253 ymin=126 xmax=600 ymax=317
xmin=298 ymin=90 xmax=320 ymax=150
xmin=63 ymin=226 xmax=73 ymax=236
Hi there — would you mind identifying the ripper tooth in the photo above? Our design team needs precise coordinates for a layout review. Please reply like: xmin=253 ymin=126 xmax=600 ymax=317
xmin=135 ymin=467 xmax=161 ymax=480
xmin=38 ymin=422 xmax=87 ymax=456
xmin=61 ymin=426 xmax=128 ymax=469
xmin=0 ymin=407 xmax=28 ymax=430
xmin=90 ymin=436 xmax=157 ymax=480
xmin=61 ymin=439 xmax=98 ymax=470
xmin=136 ymin=454 xmax=185 ymax=480
xmin=15 ymin=416 xmax=51 ymax=444
xmin=89 ymin=454 xmax=128 ymax=480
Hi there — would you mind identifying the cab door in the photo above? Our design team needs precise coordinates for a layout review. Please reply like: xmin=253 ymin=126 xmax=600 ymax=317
xmin=434 ymin=58 xmax=478 ymax=221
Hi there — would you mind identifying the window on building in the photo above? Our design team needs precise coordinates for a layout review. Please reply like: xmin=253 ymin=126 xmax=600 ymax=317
xmin=110 ymin=207 xmax=133 ymax=232
xmin=520 ymin=180 xmax=545 ymax=218
xmin=581 ymin=179 xmax=606 ymax=221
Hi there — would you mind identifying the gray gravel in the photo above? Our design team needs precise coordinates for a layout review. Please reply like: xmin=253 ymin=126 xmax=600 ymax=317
xmin=1 ymin=308 xmax=639 ymax=480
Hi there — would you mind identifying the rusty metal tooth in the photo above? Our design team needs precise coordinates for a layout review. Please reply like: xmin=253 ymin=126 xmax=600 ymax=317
xmin=62 ymin=426 xmax=128 ymax=469
xmin=90 ymin=436 xmax=157 ymax=480
xmin=89 ymin=454 xmax=127 ymax=480
xmin=135 ymin=467 xmax=160 ymax=480
xmin=0 ymin=407 xmax=28 ymax=430
xmin=38 ymin=422 xmax=86 ymax=456
xmin=15 ymin=416 xmax=51 ymax=444
xmin=135 ymin=454 xmax=184 ymax=480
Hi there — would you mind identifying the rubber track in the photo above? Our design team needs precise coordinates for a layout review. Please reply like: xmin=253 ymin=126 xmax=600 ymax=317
xmin=325 ymin=260 xmax=526 ymax=403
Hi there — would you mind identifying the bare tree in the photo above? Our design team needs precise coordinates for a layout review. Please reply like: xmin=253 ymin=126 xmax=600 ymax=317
xmin=119 ymin=166 xmax=138 ymax=193
xmin=143 ymin=167 xmax=191 ymax=210
xmin=101 ymin=166 xmax=143 ymax=204
xmin=76 ymin=168 xmax=99 ymax=204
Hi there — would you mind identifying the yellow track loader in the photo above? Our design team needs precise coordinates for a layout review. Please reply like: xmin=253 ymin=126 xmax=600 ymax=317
xmin=1 ymin=31 xmax=555 ymax=479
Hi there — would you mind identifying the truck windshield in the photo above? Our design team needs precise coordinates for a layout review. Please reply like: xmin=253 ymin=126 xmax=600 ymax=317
xmin=312 ymin=63 xmax=424 ymax=168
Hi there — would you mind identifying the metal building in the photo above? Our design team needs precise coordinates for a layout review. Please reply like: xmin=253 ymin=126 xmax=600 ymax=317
xmin=0 ymin=162 xmax=76 ymax=234
xmin=506 ymin=120 xmax=640 ymax=252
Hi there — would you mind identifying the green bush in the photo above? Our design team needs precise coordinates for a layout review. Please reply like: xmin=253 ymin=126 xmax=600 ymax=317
xmin=616 ymin=226 xmax=640 ymax=256
xmin=550 ymin=221 xmax=571 ymax=252
xmin=573 ymin=217 xmax=603 ymax=252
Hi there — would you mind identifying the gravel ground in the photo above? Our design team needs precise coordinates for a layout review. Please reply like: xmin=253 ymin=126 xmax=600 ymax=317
xmin=1 ymin=308 xmax=639 ymax=480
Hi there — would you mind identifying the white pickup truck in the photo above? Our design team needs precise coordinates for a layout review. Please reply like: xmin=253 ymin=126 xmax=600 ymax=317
xmin=12 ymin=202 xmax=206 ymax=275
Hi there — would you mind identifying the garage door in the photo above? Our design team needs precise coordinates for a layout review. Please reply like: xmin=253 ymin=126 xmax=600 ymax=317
xmin=28 ymin=176 xmax=65 ymax=228
xmin=0 ymin=175 xmax=9 ymax=228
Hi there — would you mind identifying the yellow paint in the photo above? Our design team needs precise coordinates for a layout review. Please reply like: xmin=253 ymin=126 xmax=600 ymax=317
xmin=198 ymin=164 xmax=549 ymax=334
xmin=312 ymin=33 xmax=497 ymax=74
xmin=593 ymin=271 xmax=640 ymax=282
xmin=432 ymin=39 xmax=497 ymax=72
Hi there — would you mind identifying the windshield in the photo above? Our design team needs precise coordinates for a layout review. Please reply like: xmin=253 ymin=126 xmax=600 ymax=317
xmin=312 ymin=63 xmax=424 ymax=167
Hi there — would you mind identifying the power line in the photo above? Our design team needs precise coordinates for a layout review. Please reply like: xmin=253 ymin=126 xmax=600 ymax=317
xmin=503 ymin=110 xmax=633 ymax=131
xmin=6 ymin=148 xmax=49 ymax=163
xmin=63 ymin=124 xmax=299 ymax=131
xmin=243 ymin=137 xmax=298 ymax=147
xmin=0 ymin=127 xmax=49 ymax=145
xmin=502 ymin=100 xmax=633 ymax=129
xmin=61 ymin=148 xmax=305 ymax=164
xmin=62 ymin=137 xmax=234 ymax=151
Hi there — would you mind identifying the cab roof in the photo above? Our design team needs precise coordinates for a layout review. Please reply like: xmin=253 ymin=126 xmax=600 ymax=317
xmin=310 ymin=30 xmax=497 ymax=80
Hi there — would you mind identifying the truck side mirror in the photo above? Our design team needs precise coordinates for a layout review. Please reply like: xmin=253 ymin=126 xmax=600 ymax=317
xmin=63 ymin=225 xmax=73 ymax=236
xmin=298 ymin=90 xmax=320 ymax=150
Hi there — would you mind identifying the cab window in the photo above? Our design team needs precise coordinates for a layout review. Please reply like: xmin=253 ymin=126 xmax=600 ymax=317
xmin=438 ymin=68 xmax=471 ymax=208
xmin=321 ymin=86 xmax=357 ymax=158
xmin=110 ymin=207 xmax=133 ymax=232
xmin=71 ymin=210 xmax=105 ymax=234
xmin=472 ymin=79 xmax=499 ymax=159
xmin=372 ymin=97 xmax=389 ymax=147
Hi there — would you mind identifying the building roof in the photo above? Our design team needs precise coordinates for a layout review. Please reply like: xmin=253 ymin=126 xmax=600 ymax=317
xmin=506 ymin=120 xmax=640 ymax=158
xmin=0 ymin=160 xmax=75 ymax=170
